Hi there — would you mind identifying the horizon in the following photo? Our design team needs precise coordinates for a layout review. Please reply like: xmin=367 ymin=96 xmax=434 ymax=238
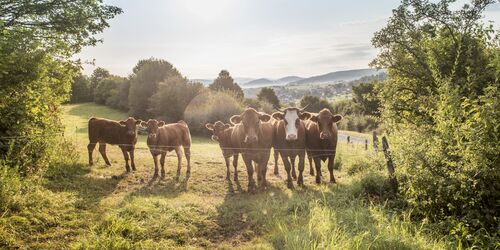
xmin=76 ymin=0 xmax=500 ymax=79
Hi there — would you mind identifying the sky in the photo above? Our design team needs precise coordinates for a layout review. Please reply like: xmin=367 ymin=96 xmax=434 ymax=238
xmin=76 ymin=0 xmax=500 ymax=79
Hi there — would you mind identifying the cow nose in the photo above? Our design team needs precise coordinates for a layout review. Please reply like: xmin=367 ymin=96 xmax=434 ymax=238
xmin=320 ymin=132 xmax=330 ymax=139
xmin=148 ymin=133 xmax=157 ymax=140
xmin=211 ymin=135 xmax=219 ymax=141
xmin=128 ymin=131 xmax=135 ymax=136
xmin=245 ymin=135 xmax=258 ymax=143
xmin=286 ymin=134 xmax=297 ymax=141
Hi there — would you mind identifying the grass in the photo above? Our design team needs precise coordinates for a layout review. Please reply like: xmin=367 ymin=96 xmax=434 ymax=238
xmin=1 ymin=102 xmax=448 ymax=249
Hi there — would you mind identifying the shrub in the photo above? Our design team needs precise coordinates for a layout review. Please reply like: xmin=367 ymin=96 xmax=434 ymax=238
xmin=184 ymin=91 xmax=244 ymax=136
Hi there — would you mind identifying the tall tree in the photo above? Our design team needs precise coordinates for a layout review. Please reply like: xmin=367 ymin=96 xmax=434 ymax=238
xmin=70 ymin=74 xmax=92 ymax=103
xmin=128 ymin=58 xmax=182 ymax=119
xmin=90 ymin=67 xmax=110 ymax=100
xmin=257 ymin=87 xmax=280 ymax=108
xmin=352 ymin=81 xmax=380 ymax=116
xmin=209 ymin=70 xmax=244 ymax=99
xmin=0 ymin=0 xmax=121 ymax=172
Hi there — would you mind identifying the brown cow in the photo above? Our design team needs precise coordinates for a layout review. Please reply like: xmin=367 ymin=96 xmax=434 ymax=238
xmin=305 ymin=109 xmax=343 ymax=183
xmin=87 ymin=117 xmax=142 ymax=172
xmin=142 ymin=119 xmax=191 ymax=180
xmin=272 ymin=107 xmax=311 ymax=188
xmin=205 ymin=121 xmax=240 ymax=181
xmin=230 ymin=108 xmax=273 ymax=191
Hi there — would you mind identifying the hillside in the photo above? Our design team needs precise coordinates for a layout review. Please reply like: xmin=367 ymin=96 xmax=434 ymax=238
xmin=288 ymin=68 xmax=384 ymax=86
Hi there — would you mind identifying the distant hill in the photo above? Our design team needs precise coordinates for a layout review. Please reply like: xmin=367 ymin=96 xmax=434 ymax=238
xmin=288 ymin=68 xmax=383 ymax=86
xmin=244 ymin=76 xmax=304 ymax=88
xmin=190 ymin=77 xmax=255 ymax=86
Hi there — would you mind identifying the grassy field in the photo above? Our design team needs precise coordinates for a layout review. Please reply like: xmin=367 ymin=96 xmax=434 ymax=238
xmin=2 ymin=103 xmax=447 ymax=249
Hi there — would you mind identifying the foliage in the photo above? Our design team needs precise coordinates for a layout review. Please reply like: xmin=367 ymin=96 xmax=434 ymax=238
xmin=70 ymin=74 xmax=93 ymax=103
xmin=337 ymin=115 xmax=379 ymax=133
xmin=128 ymin=58 xmax=182 ymax=119
xmin=184 ymin=91 xmax=244 ymax=135
xmin=0 ymin=0 xmax=121 ymax=172
xmin=299 ymin=95 xmax=333 ymax=113
xmin=331 ymin=99 xmax=362 ymax=116
xmin=106 ymin=79 xmax=130 ymax=111
xmin=352 ymin=81 xmax=381 ymax=116
xmin=209 ymin=70 xmax=244 ymax=99
xmin=257 ymin=87 xmax=280 ymax=108
xmin=94 ymin=76 xmax=126 ymax=105
xmin=149 ymin=77 xmax=204 ymax=123
xmin=372 ymin=0 xmax=499 ymax=245
xmin=89 ymin=67 xmax=110 ymax=101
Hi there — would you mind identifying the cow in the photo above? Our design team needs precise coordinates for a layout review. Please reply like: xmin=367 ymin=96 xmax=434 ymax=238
xmin=230 ymin=108 xmax=273 ymax=191
xmin=142 ymin=119 xmax=191 ymax=180
xmin=205 ymin=121 xmax=240 ymax=181
xmin=305 ymin=109 xmax=343 ymax=184
xmin=272 ymin=107 xmax=311 ymax=188
xmin=87 ymin=117 xmax=142 ymax=172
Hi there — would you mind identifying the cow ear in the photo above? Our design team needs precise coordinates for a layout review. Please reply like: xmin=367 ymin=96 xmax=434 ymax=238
xmin=224 ymin=123 xmax=231 ymax=129
xmin=205 ymin=123 xmax=214 ymax=130
xmin=158 ymin=121 xmax=165 ymax=126
xmin=332 ymin=115 xmax=343 ymax=123
xmin=259 ymin=114 xmax=271 ymax=122
xmin=135 ymin=119 xmax=143 ymax=125
xmin=140 ymin=121 xmax=147 ymax=127
xmin=299 ymin=112 xmax=311 ymax=120
xmin=230 ymin=115 xmax=242 ymax=125
xmin=272 ymin=112 xmax=284 ymax=120
xmin=119 ymin=120 xmax=126 ymax=125
xmin=310 ymin=115 xmax=319 ymax=123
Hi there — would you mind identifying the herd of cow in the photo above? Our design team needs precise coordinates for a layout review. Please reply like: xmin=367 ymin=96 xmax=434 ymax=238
xmin=87 ymin=107 xmax=342 ymax=191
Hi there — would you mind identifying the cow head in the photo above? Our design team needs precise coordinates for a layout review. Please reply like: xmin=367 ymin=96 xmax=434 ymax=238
xmin=205 ymin=121 xmax=230 ymax=142
xmin=119 ymin=117 xmax=143 ymax=137
xmin=140 ymin=119 xmax=165 ymax=141
xmin=309 ymin=109 xmax=342 ymax=140
xmin=272 ymin=107 xmax=311 ymax=141
xmin=230 ymin=108 xmax=271 ymax=144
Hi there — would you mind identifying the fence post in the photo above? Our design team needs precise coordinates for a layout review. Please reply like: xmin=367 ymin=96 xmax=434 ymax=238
xmin=372 ymin=131 xmax=379 ymax=153
xmin=365 ymin=139 xmax=368 ymax=150
xmin=382 ymin=136 xmax=397 ymax=193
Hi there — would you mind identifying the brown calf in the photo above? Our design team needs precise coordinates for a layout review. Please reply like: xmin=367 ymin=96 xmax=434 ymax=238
xmin=205 ymin=121 xmax=240 ymax=181
xmin=87 ymin=117 xmax=142 ymax=172
xmin=142 ymin=119 xmax=191 ymax=180
xmin=272 ymin=107 xmax=311 ymax=188
xmin=230 ymin=108 xmax=273 ymax=191
xmin=305 ymin=109 xmax=343 ymax=184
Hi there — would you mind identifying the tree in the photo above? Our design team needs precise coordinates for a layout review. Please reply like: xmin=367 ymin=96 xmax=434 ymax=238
xmin=94 ymin=76 xmax=126 ymax=105
xmin=257 ymin=87 xmax=280 ymax=108
xmin=0 ymin=0 xmax=121 ymax=172
xmin=299 ymin=95 xmax=333 ymax=113
xmin=209 ymin=70 xmax=244 ymax=99
xmin=352 ymin=81 xmax=380 ymax=116
xmin=128 ymin=58 xmax=182 ymax=119
xmin=371 ymin=0 xmax=499 ymax=245
xmin=90 ymin=67 xmax=110 ymax=100
xmin=70 ymin=74 xmax=92 ymax=103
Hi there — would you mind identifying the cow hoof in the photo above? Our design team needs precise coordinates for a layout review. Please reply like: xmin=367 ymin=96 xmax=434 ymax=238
xmin=287 ymin=181 xmax=294 ymax=189
xmin=330 ymin=179 xmax=336 ymax=184
xmin=309 ymin=171 xmax=314 ymax=176
xmin=234 ymin=175 xmax=238 ymax=181
xmin=274 ymin=171 xmax=279 ymax=176
xmin=315 ymin=178 xmax=321 ymax=184
xmin=106 ymin=162 xmax=111 ymax=166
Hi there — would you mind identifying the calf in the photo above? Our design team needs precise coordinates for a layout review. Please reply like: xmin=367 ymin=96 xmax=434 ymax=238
xmin=230 ymin=108 xmax=273 ymax=191
xmin=88 ymin=117 xmax=142 ymax=172
xmin=142 ymin=119 xmax=191 ymax=180
xmin=305 ymin=109 xmax=343 ymax=183
xmin=205 ymin=121 xmax=239 ymax=181
xmin=272 ymin=107 xmax=311 ymax=188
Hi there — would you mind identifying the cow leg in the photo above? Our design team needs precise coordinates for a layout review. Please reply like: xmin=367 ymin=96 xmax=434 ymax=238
xmin=224 ymin=157 xmax=231 ymax=180
xmin=160 ymin=152 xmax=167 ymax=178
xmin=308 ymin=153 xmax=314 ymax=176
xmin=120 ymin=146 xmax=130 ymax=172
xmin=273 ymin=148 xmax=279 ymax=176
xmin=175 ymin=147 xmax=182 ymax=181
xmin=243 ymin=156 xmax=255 ymax=191
xmin=184 ymin=146 xmax=191 ymax=179
xmin=314 ymin=157 xmax=322 ymax=184
xmin=232 ymin=154 xmax=239 ymax=181
xmin=129 ymin=149 xmax=136 ymax=171
xmin=151 ymin=152 xmax=159 ymax=179
xmin=297 ymin=153 xmax=305 ymax=186
xmin=259 ymin=162 xmax=268 ymax=190
xmin=87 ymin=142 xmax=96 ymax=166
xmin=290 ymin=155 xmax=297 ymax=180
xmin=327 ymin=155 xmax=336 ymax=183
xmin=281 ymin=153 xmax=293 ymax=189
xmin=99 ymin=143 xmax=111 ymax=166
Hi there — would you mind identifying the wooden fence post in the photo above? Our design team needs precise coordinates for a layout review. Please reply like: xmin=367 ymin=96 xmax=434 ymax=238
xmin=372 ymin=131 xmax=379 ymax=153
xmin=382 ymin=136 xmax=398 ymax=192
xmin=365 ymin=139 xmax=368 ymax=150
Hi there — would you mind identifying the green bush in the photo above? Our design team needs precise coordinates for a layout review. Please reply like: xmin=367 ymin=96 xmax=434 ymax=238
xmin=184 ymin=91 xmax=244 ymax=136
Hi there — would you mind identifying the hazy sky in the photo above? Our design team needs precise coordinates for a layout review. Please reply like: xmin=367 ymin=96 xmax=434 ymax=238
xmin=77 ymin=0 xmax=500 ymax=79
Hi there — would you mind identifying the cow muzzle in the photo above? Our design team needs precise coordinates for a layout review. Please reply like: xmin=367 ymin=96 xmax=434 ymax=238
xmin=127 ymin=131 xmax=136 ymax=136
xmin=286 ymin=134 xmax=298 ymax=141
xmin=148 ymin=133 xmax=157 ymax=140
xmin=211 ymin=135 xmax=219 ymax=141
xmin=320 ymin=132 xmax=330 ymax=140
xmin=244 ymin=135 xmax=258 ymax=143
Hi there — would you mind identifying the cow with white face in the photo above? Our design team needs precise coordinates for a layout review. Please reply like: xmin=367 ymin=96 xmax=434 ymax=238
xmin=272 ymin=106 xmax=311 ymax=188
